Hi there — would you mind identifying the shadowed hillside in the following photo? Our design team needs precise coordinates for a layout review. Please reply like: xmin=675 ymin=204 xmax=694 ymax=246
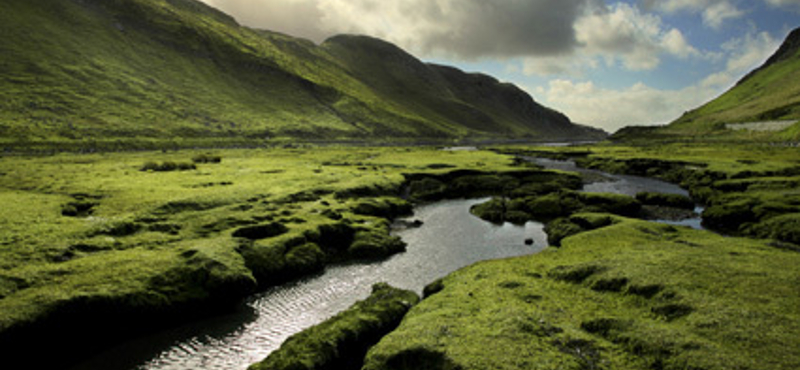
xmin=0 ymin=0 xmax=604 ymax=150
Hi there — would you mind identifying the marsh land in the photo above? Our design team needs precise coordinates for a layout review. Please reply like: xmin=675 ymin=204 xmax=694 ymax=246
xmin=1 ymin=143 xmax=798 ymax=370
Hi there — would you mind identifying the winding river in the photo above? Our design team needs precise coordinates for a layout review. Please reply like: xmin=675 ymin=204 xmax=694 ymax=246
xmin=68 ymin=157 xmax=699 ymax=370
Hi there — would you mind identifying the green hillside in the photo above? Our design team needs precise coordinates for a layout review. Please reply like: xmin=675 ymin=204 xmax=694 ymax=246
xmin=0 ymin=0 xmax=603 ymax=150
xmin=614 ymin=27 xmax=800 ymax=142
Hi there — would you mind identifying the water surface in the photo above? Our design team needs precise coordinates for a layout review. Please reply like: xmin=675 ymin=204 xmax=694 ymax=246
xmin=72 ymin=156 xmax=701 ymax=370
xmin=72 ymin=199 xmax=546 ymax=370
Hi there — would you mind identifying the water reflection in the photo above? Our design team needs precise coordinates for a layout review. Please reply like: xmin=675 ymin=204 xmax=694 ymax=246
xmin=71 ymin=199 xmax=546 ymax=370
xmin=530 ymin=157 xmax=703 ymax=229
xmin=71 ymin=157 xmax=700 ymax=370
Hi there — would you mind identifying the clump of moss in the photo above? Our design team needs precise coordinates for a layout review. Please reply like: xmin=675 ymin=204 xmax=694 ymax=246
xmin=746 ymin=213 xmax=800 ymax=245
xmin=472 ymin=191 xmax=640 ymax=226
xmin=702 ymin=198 xmax=758 ymax=233
xmin=579 ymin=192 xmax=641 ymax=216
xmin=249 ymin=283 xmax=419 ymax=370
xmin=140 ymin=161 xmax=196 ymax=172
xmin=406 ymin=177 xmax=448 ymax=201
xmin=348 ymin=230 xmax=406 ymax=259
xmin=422 ymin=278 xmax=445 ymax=298
xmin=635 ymin=192 xmax=695 ymax=209
xmin=191 ymin=153 xmax=222 ymax=164
xmin=61 ymin=200 xmax=97 ymax=217
xmin=232 ymin=223 xmax=289 ymax=240
xmin=284 ymin=243 xmax=326 ymax=275
xmin=351 ymin=197 xmax=413 ymax=219
xmin=89 ymin=220 xmax=143 ymax=237
xmin=544 ymin=213 xmax=617 ymax=246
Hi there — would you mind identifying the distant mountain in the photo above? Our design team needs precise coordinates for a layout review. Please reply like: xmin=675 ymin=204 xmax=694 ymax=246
xmin=0 ymin=0 xmax=604 ymax=149
xmin=614 ymin=27 xmax=800 ymax=142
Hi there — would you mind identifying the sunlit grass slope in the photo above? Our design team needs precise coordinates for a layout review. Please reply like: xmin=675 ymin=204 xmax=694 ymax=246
xmin=0 ymin=0 xmax=601 ymax=150
xmin=364 ymin=216 xmax=800 ymax=370
xmin=613 ymin=27 xmax=800 ymax=142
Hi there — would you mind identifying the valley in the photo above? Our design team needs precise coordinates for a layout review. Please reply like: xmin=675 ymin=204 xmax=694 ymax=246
xmin=1 ymin=0 xmax=799 ymax=369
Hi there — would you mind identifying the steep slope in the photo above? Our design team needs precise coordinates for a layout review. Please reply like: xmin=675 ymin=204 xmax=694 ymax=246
xmin=0 ymin=0 xmax=602 ymax=149
xmin=323 ymin=35 xmax=604 ymax=141
xmin=616 ymin=27 xmax=800 ymax=141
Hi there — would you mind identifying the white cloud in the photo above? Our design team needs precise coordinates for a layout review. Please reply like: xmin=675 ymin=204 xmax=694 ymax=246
xmin=575 ymin=3 xmax=664 ymax=70
xmin=520 ymin=55 xmax=599 ymax=77
xmin=662 ymin=29 xmax=701 ymax=58
xmin=538 ymin=79 xmax=714 ymax=132
xmin=702 ymin=2 xmax=745 ymax=29
xmin=522 ymin=3 xmax=702 ymax=75
xmin=703 ymin=30 xmax=781 ymax=86
xmin=534 ymin=29 xmax=781 ymax=132
xmin=642 ymin=0 xmax=745 ymax=30
xmin=764 ymin=0 xmax=800 ymax=7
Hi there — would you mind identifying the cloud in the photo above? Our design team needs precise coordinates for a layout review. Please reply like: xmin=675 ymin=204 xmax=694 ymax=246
xmin=198 ymin=0 xmax=705 ymax=76
xmin=702 ymin=2 xmax=745 ymax=29
xmin=537 ymin=80 xmax=713 ymax=132
xmin=641 ymin=0 xmax=745 ymax=29
xmin=575 ymin=3 xmax=664 ymax=70
xmin=701 ymin=30 xmax=780 ymax=87
xmin=764 ymin=0 xmax=800 ymax=7
xmin=199 ymin=0 xmax=329 ymax=41
xmin=662 ymin=29 xmax=701 ymax=58
xmin=534 ymin=29 xmax=780 ymax=132
xmin=522 ymin=3 xmax=702 ymax=76
xmin=199 ymin=0 xmax=592 ymax=59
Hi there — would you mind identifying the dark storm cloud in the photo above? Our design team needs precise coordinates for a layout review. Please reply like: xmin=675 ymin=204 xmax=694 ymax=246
xmin=199 ymin=0 xmax=596 ymax=59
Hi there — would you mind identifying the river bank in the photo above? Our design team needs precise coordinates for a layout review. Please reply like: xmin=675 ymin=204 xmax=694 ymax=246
xmin=253 ymin=143 xmax=800 ymax=370
xmin=3 ymin=143 xmax=799 ymax=369
xmin=0 ymin=146 xmax=575 ymax=368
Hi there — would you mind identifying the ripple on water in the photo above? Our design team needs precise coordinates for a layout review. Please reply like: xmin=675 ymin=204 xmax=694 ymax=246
xmin=71 ymin=198 xmax=548 ymax=370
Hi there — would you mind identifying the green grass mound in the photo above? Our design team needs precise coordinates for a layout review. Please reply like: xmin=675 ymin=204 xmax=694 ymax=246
xmin=745 ymin=213 xmax=800 ymax=246
xmin=363 ymin=218 xmax=800 ymax=370
xmin=518 ymin=144 xmax=800 ymax=247
xmin=405 ymin=170 xmax=581 ymax=202
xmin=0 ymin=147 xmax=552 ymax=367
xmin=471 ymin=191 xmax=640 ymax=225
xmin=249 ymin=283 xmax=420 ymax=370
xmin=635 ymin=192 xmax=695 ymax=210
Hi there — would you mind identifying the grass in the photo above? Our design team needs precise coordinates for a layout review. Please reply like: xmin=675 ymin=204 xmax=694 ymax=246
xmin=3 ymin=142 xmax=800 ymax=369
xmin=0 ymin=146 xmax=550 ymax=366
xmin=612 ymin=28 xmax=800 ymax=143
xmin=498 ymin=143 xmax=800 ymax=244
xmin=0 ymin=0 xmax=601 ymax=149
xmin=249 ymin=283 xmax=419 ymax=370
xmin=363 ymin=215 xmax=800 ymax=370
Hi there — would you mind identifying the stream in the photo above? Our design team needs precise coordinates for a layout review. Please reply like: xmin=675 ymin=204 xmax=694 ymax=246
xmin=68 ymin=157 xmax=699 ymax=370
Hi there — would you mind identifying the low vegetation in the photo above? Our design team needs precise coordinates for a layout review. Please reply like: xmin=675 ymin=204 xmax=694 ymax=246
xmin=0 ymin=0 xmax=602 ymax=149
xmin=363 ymin=216 xmax=800 ymax=370
xmin=0 ymin=146 xmax=555 ymax=367
xmin=249 ymin=283 xmax=419 ymax=370
xmin=611 ymin=28 xmax=800 ymax=144
xmin=3 ymin=142 xmax=800 ymax=369
xmin=498 ymin=144 xmax=800 ymax=246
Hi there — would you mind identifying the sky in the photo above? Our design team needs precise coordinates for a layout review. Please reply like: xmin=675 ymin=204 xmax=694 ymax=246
xmin=197 ymin=0 xmax=800 ymax=132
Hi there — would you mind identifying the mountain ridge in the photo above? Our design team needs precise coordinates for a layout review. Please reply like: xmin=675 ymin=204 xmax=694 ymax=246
xmin=0 ymin=0 xmax=604 ymax=150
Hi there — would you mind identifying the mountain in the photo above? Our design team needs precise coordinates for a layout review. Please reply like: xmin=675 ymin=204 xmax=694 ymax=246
xmin=613 ymin=27 xmax=800 ymax=142
xmin=0 ymin=0 xmax=604 ymax=149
